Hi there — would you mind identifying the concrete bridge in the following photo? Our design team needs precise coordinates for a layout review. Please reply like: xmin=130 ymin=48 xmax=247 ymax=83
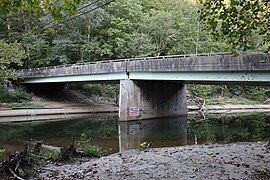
xmin=20 ymin=52 xmax=270 ymax=121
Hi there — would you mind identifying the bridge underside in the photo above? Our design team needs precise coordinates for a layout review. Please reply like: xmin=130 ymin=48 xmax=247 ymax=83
xmin=129 ymin=71 xmax=270 ymax=85
xmin=23 ymin=71 xmax=270 ymax=85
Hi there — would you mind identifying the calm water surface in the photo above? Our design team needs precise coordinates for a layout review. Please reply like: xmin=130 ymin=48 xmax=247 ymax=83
xmin=0 ymin=112 xmax=269 ymax=160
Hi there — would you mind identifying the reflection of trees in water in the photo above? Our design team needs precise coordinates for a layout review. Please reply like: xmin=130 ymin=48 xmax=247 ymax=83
xmin=189 ymin=120 xmax=215 ymax=144
xmin=0 ymin=124 xmax=33 ymax=142
xmin=0 ymin=116 xmax=119 ymax=160
xmin=34 ymin=117 xmax=118 ymax=138
xmin=188 ymin=113 xmax=270 ymax=145
xmin=0 ymin=116 xmax=118 ymax=144
xmin=79 ymin=119 xmax=118 ymax=138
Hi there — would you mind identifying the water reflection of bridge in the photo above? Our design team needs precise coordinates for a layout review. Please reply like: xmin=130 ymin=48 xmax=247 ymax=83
xmin=20 ymin=53 xmax=270 ymax=121
xmin=119 ymin=116 xmax=187 ymax=152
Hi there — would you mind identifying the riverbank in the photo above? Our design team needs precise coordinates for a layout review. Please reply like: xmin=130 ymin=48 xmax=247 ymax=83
xmin=0 ymin=95 xmax=118 ymax=122
xmin=1 ymin=94 xmax=270 ymax=122
xmin=36 ymin=142 xmax=270 ymax=179
xmin=1 ymin=104 xmax=270 ymax=123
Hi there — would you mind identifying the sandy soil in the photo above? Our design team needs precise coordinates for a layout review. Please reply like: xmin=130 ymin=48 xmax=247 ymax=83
xmin=36 ymin=142 xmax=270 ymax=180
xmin=31 ymin=94 xmax=116 ymax=109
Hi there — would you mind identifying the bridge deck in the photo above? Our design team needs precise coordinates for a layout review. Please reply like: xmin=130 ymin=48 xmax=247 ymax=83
xmin=20 ymin=53 xmax=270 ymax=85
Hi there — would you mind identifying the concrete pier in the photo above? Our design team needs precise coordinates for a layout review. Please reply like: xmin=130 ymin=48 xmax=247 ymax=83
xmin=119 ymin=80 xmax=187 ymax=121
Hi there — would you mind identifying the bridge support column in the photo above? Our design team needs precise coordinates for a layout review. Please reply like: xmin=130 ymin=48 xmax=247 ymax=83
xmin=119 ymin=80 xmax=187 ymax=121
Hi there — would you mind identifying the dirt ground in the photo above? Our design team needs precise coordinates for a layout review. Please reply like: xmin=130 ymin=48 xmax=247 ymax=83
xmin=35 ymin=142 xmax=270 ymax=180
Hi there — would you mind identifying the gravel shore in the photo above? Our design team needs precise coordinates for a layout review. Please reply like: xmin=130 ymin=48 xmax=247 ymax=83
xmin=36 ymin=142 xmax=270 ymax=180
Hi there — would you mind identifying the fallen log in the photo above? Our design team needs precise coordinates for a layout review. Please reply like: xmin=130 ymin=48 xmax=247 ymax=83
xmin=27 ymin=139 xmax=87 ymax=157
xmin=27 ymin=140 xmax=61 ymax=153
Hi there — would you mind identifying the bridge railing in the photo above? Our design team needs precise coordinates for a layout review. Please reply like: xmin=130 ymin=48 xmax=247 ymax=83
xmin=19 ymin=52 xmax=234 ymax=72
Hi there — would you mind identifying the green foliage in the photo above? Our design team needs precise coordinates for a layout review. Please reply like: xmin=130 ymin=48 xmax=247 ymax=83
xmin=0 ymin=85 xmax=32 ymax=103
xmin=230 ymin=86 xmax=270 ymax=102
xmin=77 ymin=134 xmax=110 ymax=157
xmin=206 ymin=98 xmax=260 ymax=105
xmin=0 ymin=86 xmax=12 ymax=103
xmin=103 ymin=0 xmax=145 ymax=58
xmin=190 ymin=120 xmax=216 ymax=144
xmin=21 ymin=32 xmax=50 ymax=68
xmin=145 ymin=12 xmax=177 ymax=55
xmin=0 ymin=123 xmax=33 ymax=143
xmin=82 ymin=84 xmax=102 ymax=96
xmin=7 ymin=102 xmax=43 ymax=109
xmin=0 ymin=0 xmax=81 ymax=21
xmin=188 ymin=112 xmax=270 ymax=144
xmin=82 ymin=84 xmax=118 ymax=98
xmin=0 ymin=148 xmax=6 ymax=153
xmin=0 ymin=40 xmax=26 ymax=83
xmin=1 ymin=0 xmax=229 ymax=70
xmin=199 ymin=0 xmax=270 ymax=53
xmin=140 ymin=141 xmax=148 ymax=148
xmin=188 ymin=84 xmax=227 ymax=98
xmin=79 ymin=119 xmax=118 ymax=138
xmin=40 ymin=149 xmax=60 ymax=160
xmin=48 ymin=37 xmax=81 ymax=65
xmin=12 ymin=86 xmax=32 ymax=102
xmin=188 ymin=85 xmax=270 ymax=103
xmin=105 ymin=84 xmax=118 ymax=98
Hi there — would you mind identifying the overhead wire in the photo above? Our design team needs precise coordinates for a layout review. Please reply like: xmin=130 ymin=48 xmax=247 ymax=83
xmin=37 ymin=0 xmax=102 ymax=30
xmin=41 ymin=0 xmax=115 ymax=31
xmin=0 ymin=0 xmax=59 ymax=35
xmin=0 ymin=0 xmax=112 ymax=37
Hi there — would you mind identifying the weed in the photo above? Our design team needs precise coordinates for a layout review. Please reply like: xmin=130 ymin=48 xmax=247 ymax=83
xmin=7 ymin=102 xmax=43 ymax=109
xmin=39 ymin=149 xmax=60 ymax=160
xmin=77 ymin=134 xmax=110 ymax=157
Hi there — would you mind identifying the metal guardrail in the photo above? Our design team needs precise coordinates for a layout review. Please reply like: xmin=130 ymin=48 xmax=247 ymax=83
xmin=19 ymin=50 xmax=267 ymax=72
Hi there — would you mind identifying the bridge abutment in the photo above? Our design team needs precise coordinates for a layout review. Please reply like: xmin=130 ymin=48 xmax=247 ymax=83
xmin=119 ymin=80 xmax=187 ymax=121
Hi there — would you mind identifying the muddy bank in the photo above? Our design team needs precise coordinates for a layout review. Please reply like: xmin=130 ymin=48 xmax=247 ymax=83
xmin=36 ymin=142 xmax=270 ymax=179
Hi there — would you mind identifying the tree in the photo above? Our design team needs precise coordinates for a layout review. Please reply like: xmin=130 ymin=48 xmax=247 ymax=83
xmin=144 ymin=12 xmax=177 ymax=56
xmin=0 ymin=40 xmax=26 ymax=83
xmin=102 ymin=0 xmax=145 ymax=58
xmin=199 ymin=0 xmax=269 ymax=52
xmin=20 ymin=32 xmax=50 ymax=68
xmin=48 ymin=37 xmax=81 ymax=65
xmin=0 ymin=0 xmax=81 ymax=21
xmin=141 ymin=0 xmax=227 ymax=55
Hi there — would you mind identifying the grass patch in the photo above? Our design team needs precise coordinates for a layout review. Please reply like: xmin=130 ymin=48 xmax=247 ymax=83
xmin=77 ymin=134 xmax=110 ymax=157
xmin=0 ymin=148 xmax=6 ymax=153
xmin=39 ymin=149 xmax=60 ymax=160
xmin=206 ymin=98 xmax=260 ymax=105
xmin=7 ymin=102 xmax=44 ymax=109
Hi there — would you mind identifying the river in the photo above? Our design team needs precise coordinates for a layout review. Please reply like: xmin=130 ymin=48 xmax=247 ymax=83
xmin=0 ymin=112 xmax=269 ymax=161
